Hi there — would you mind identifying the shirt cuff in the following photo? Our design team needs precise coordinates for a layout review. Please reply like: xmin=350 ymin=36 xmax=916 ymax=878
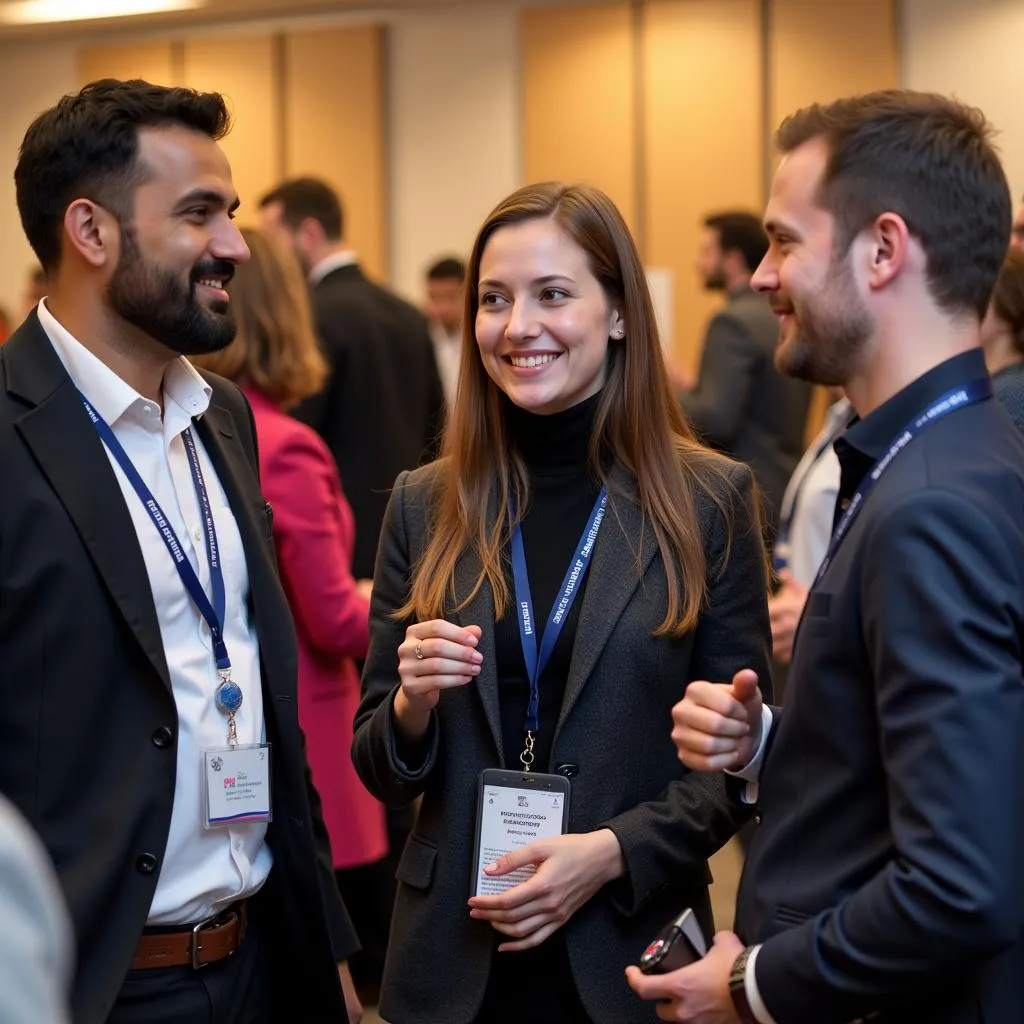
xmin=746 ymin=945 xmax=778 ymax=1024
xmin=725 ymin=705 xmax=773 ymax=804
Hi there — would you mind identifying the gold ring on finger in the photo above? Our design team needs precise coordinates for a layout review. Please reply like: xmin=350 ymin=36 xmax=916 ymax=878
xmin=415 ymin=638 xmax=424 ymax=660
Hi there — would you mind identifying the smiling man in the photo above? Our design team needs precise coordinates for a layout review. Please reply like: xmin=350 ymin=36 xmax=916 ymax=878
xmin=630 ymin=90 xmax=1024 ymax=1024
xmin=0 ymin=80 xmax=361 ymax=1024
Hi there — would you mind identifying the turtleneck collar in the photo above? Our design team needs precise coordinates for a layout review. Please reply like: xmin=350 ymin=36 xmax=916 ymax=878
xmin=503 ymin=390 xmax=601 ymax=476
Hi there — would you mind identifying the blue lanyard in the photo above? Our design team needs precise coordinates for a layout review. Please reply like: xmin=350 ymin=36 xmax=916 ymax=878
xmin=79 ymin=396 xmax=231 ymax=673
xmin=815 ymin=377 xmax=992 ymax=585
xmin=510 ymin=487 xmax=607 ymax=751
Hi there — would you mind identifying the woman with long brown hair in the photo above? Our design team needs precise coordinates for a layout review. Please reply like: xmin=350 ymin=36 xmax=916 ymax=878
xmin=352 ymin=183 xmax=771 ymax=1024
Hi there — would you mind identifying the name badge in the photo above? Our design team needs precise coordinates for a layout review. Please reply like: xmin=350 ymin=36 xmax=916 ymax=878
xmin=203 ymin=744 xmax=273 ymax=829
xmin=472 ymin=768 xmax=569 ymax=898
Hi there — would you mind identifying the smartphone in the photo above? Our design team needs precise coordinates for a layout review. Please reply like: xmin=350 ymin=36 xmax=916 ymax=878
xmin=471 ymin=768 xmax=570 ymax=898
xmin=638 ymin=907 xmax=708 ymax=974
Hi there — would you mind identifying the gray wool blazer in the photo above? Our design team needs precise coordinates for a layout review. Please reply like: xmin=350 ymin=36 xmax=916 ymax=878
xmin=352 ymin=458 xmax=772 ymax=1024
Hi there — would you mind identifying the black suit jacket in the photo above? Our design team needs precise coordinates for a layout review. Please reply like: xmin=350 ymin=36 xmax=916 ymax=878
xmin=0 ymin=315 xmax=357 ymax=1024
xmin=352 ymin=459 xmax=771 ymax=1024
xmin=736 ymin=350 xmax=1024 ymax=1023
xmin=681 ymin=287 xmax=812 ymax=535
xmin=293 ymin=263 xmax=445 ymax=578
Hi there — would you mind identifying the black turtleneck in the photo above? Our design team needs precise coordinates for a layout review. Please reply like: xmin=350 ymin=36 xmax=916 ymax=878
xmin=478 ymin=391 xmax=602 ymax=1024
xmin=496 ymin=391 xmax=603 ymax=774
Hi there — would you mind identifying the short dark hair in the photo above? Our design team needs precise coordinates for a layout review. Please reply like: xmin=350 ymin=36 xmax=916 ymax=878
xmin=776 ymin=89 xmax=1011 ymax=319
xmin=703 ymin=212 xmax=768 ymax=273
xmin=15 ymin=79 xmax=230 ymax=273
xmin=426 ymin=256 xmax=466 ymax=283
xmin=258 ymin=178 xmax=343 ymax=241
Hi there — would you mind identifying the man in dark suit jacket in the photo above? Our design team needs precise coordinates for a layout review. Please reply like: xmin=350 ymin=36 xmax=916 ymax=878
xmin=258 ymin=178 xmax=444 ymax=580
xmin=679 ymin=212 xmax=812 ymax=536
xmin=632 ymin=91 xmax=1024 ymax=1023
xmin=2 ymin=80 xmax=360 ymax=1024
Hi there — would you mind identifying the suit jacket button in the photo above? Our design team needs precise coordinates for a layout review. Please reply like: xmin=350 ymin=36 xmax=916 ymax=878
xmin=555 ymin=763 xmax=579 ymax=778
xmin=136 ymin=853 xmax=158 ymax=874
xmin=151 ymin=726 xmax=173 ymax=748
xmin=753 ymin=813 xmax=763 ymax=825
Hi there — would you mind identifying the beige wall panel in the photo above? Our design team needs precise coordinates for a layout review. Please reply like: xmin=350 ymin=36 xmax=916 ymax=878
xmin=770 ymin=0 xmax=898 ymax=128
xmin=522 ymin=4 xmax=637 ymax=231
xmin=642 ymin=0 xmax=763 ymax=366
xmin=284 ymin=26 xmax=386 ymax=282
xmin=78 ymin=41 xmax=175 ymax=88
xmin=770 ymin=0 xmax=898 ymax=441
xmin=182 ymin=35 xmax=278 ymax=226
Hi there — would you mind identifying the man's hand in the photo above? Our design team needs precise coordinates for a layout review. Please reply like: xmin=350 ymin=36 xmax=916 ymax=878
xmin=768 ymin=572 xmax=808 ymax=664
xmin=671 ymin=670 xmax=762 ymax=771
xmin=466 ymin=829 xmax=625 ymax=951
xmin=626 ymin=931 xmax=745 ymax=1022
xmin=338 ymin=961 xmax=363 ymax=1024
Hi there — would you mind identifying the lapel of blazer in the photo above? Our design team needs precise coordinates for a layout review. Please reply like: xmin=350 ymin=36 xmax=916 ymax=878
xmin=554 ymin=474 xmax=658 ymax=739
xmin=451 ymin=485 xmax=503 ymax=765
xmin=5 ymin=316 xmax=173 ymax=690
xmin=193 ymin=402 xmax=294 ymax=703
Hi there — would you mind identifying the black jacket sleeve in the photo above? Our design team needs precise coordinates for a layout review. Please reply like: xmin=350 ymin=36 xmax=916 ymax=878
xmin=755 ymin=488 xmax=1024 ymax=1022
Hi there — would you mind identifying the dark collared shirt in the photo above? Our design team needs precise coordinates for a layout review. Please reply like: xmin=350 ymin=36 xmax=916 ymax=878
xmin=832 ymin=349 xmax=990 ymax=531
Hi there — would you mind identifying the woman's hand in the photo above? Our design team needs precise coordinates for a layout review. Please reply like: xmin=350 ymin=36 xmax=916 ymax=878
xmin=393 ymin=620 xmax=483 ymax=740
xmin=466 ymin=829 xmax=626 ymax=951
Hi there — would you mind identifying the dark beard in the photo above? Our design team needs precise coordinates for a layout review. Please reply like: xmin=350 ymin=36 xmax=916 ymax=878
xmin=774 ymin=261 xmax=871 ymax=386
xmin=107 ymin=226 xmax=237 ymax=356
xmin=703 ymin=266 xmax=727 ymax=291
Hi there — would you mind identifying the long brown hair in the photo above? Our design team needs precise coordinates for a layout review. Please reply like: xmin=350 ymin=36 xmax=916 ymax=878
xmin=193 ymin=226 xmax=327 ymax=407
xmin=400 ymin=182 xmax=753 ymax=636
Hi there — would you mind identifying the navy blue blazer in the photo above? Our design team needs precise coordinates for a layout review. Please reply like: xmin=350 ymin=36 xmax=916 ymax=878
xmin=736 ymin=349 xmax=1024 ymax=1023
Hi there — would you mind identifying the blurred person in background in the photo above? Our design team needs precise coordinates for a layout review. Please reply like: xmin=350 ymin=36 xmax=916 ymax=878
xmin=1010 ymin=198 xmax=1024 ymax=250
xmin=980 ymin=249 xmax=1024 ymax=432
xmin=258 ymin=177 xmax=444 ymax=580
xmin=259 ymin=175 xmax=441 ymax=1003
xmin=767 ymin=387 xmax=854 ymax=680
xmin=678 ymin=211 xmax=813 ymax=538
xmin=193 ymin=227 xmax=389 ymax=1013
xmin=352 ymin=181 xmax=771 ymax=1024
xmin=0 ymin=791 xmax=74 ymax=1024
xmin=423 ymin=255 xmax=466 ymax=409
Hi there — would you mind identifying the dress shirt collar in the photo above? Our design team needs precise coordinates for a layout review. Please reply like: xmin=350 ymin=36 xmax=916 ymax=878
xmin=839 ymin=348 xmax=989 ymax=463
xmin=308 ymin=249 xmax=358 ymax=286
xmin=37 ymin=299 xmax=211 ymax=429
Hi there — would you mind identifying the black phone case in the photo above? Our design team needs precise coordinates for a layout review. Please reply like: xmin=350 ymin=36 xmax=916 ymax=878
xmin=638 ymin=907 xmax=708 ymax=974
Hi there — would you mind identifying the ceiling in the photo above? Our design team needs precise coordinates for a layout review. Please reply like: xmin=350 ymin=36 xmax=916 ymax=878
xmin=0 ymin=0 xmax=460 ymax=40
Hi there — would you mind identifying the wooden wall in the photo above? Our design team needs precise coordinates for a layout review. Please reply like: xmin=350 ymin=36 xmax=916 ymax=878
xmin=79 ymin=0 xmax=899 ymax=377
xmin=521 ymin=0 xmax=899 ymax=390
xmin=79 ymin=25 xmax=387 ymax=280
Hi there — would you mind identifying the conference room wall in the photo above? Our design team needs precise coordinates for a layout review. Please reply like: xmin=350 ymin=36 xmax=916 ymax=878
xmin=0 ymin=1 xmax=1016 ymax=365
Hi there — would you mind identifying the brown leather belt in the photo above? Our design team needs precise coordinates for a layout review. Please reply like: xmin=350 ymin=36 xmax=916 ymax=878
xmin=131 ymin=901 xmax=248 ymax=970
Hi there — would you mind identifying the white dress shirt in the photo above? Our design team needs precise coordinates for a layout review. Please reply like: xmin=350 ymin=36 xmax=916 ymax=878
xmin=429 ymin=320 xmax=461 ymax=409
xmin=0 ymin=793 xmax=73 ymax=1024
xmin=39 ymin=301 xmax=272 ymax=925
xmin=308 ymin=249 xmax=358 ymax=286
xmin=773 ymin=398 xmax=853 ymax=586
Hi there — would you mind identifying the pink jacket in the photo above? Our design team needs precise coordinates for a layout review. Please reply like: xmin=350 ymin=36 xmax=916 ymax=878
xmin=245 ymin=387 xmax=387 ymax=870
